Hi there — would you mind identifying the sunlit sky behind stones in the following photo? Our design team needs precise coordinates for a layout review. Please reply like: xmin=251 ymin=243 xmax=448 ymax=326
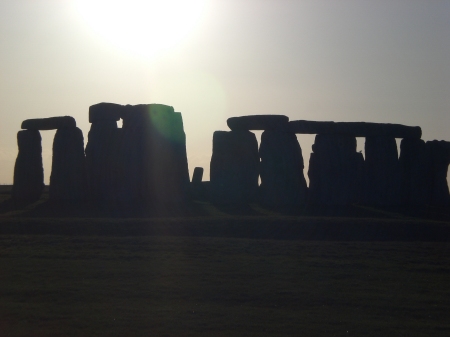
xmin=0 ymin=0 xmax=449 ymax=184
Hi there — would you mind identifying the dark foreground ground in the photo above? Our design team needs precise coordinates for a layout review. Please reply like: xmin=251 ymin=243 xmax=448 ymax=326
xmin=0 ymin=186 xmax=449 ymax=336
xmin=0 ymin=236 xmax=449 ymax=336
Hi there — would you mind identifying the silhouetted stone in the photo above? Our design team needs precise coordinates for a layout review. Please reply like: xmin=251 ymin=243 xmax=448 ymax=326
xmin=21 ymin=116 xmax=76 ymax=130
xmin=210 ymin=130 xmax=259 ymax=204
xmin=426 ymin=140 xmax=450 ymax=206
xmin=192 ymin=167 xmax=204 ymax=184
xmin=289 ymin=120 xmax=421 ymax=138
xmin=227 ymin=115 xmax=289 ymax=131
xmin=89 ymin=102 xmax=124 ymax=123
xmin=259 ymin=130 xmax=307 ymax=207
xmin=11 ymin=130 xmax=44 ymax=203
xmin=308 ymin=134 xmax=362 ymax=205
xmin=364 ymin=136 xmax=400 ymax=205
xmin=85 ymin=120 xmax=122 ymax=205
xmin=49 ymin=127 xmax=87 ymax=201
xmin=399 ymin=138 xmax=429 ymax=206
xmin=119 ymin=104 xmax=190 ymax=205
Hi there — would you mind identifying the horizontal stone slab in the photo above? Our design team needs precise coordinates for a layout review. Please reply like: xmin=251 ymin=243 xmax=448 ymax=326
xmin=21 ymin=116 xmax=76 ymax=130
xmin=289 ymin=120 xmax=422 ymax=138
xmin=89 ymin=103 xmax=124 ymax=123
xmin=89 ymin=103 xmax=175 ymax=123
xmin=227 ymin=115 xmax=289 ymax=131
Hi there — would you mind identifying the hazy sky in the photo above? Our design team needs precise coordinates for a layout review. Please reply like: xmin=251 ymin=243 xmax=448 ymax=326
xmin=0 ymin=0 xmax=449 ymax=184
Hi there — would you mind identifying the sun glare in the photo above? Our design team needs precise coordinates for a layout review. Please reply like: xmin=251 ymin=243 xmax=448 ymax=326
xmin=74 ymin=0 xmax=208 ymax=58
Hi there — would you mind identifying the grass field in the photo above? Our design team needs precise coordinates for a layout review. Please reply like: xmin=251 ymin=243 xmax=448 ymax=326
xmin=0 ymin=188 xmax=450 ymax=335
xmin=1 ymin=235 xmax=449 ymax=336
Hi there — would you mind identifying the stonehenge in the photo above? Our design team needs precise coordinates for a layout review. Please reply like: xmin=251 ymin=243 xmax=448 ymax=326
xmin=364 ymin=136 xmax=400 ymax=205
xmin=259 ymin=130 xmax=307 ymax=207
xmin=86 ymin=103 xmax=190 ymax=206
xmin=227 ymin=115 xmax=289 ymax=131
xmin=308 ymin=134 xmax=363 ymax=205
xmin=10 ymin=106 xmax=450 ymax=209
xmin=212 ymin=115 xmax=449 ymax=207
xmin=11 ymin=130 xmax=44 ymax=202
xmin=192 ymin=167 xmax=204 ymax=184
xmin=22 ymin=116 xmax=76 ymax=130
xmin=210 ymin=130 xmax=259 ymax=204
xmin=50 ymin=127 xmax=87 ymax=201
xmin=288 ymin=120 xmax=421 ymax=139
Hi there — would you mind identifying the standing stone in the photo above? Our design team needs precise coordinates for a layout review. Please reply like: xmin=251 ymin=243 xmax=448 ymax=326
xmin=49 ymin=127 xmax=87 ymax=201
xmin=192 ymin=167 xmax=204 ymax=184
xmin=308 ymin=134 xmax=362 ymax=205
xmin=85 ymin=120 xmax=122 ymax=205
xmin=426 ymin=140 xmax=450 ymax=206
xmin=259 ymin=130 xmax=307 ymax=207
xmin=119 ymin=104 xmax=190 ymax=205
xmin=11 ymin=130 xmax=44 ymax=203
xmin=399 ymin=138 xmax=429 ymax=206
xmin=210 ymin=130 xmax=259 ymax=204
xmin=364 ymin=136 xmax=400 ymax=205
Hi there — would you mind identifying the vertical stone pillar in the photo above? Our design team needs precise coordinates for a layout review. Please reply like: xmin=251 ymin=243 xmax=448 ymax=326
xmin=11 ymin=130 xmax=44 ymax=203
xmin=49 ymin=127 xmax=87 ymax=201
xmin=85 ymin=103 xmax=123 ymax=206
xmin=259 ymin=130 xmax=307 ymax=207
xmin=364 ymin=136 xmax=400 ymax=205
xmin=426 ymin=140 xmax=450 ymax=206
xmin=210 ymin=130 xmax=259 ymax=204
xmin=85 ymin=121 xmax=122 ymax=205
xmin=192 ymin=167 xmax=204 ymax=184
xmin=308 ymin=134 xmax=363 ymax=205
xmin=119 ymin=104 xmax=190 ymax=205
xmin=399 ymin=138 xmax=429 ymax=206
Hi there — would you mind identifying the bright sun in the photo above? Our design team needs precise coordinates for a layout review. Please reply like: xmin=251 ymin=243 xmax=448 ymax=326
xmin=74 ymin=0 xmax=208 ymax=57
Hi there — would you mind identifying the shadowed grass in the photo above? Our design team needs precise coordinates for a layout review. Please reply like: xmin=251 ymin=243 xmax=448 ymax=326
xmin=0 ymin=236 xmax=449 ymax=336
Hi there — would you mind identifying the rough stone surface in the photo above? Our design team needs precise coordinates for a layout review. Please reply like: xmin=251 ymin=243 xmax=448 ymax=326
xmin=364 ymin=136 xmax=400 ymax=205
xmin=192 ymin=167 xmax=204 ymax=184
xmin=426 ymin=140 xmax=450 ymax=206
xmin=22 ymin=116 xmax=76 ymax=130
xmin=289 ymin=120 xmax=421 ymax=138
xmin=259 ymin=130 xmax=307 ymax=207
xmin=49 ymin=127 xmax=87 ymax=201
xmin=89 ymin=103 xmax=124 ymax=123
xmin=85 ymin=120 xmax=122 ymax=205
xmin=119 ymin=104 xmax=189 ymax=205
xmin=227 ymin=115 xmax=289 ymax=131
xmin=399 ymin=138 xmax=430 ymax=206
xmin=11 ymin=130 xmax=44 ymax=202
xmin=210 ymin=130 xmax=259 ymax=204
xmin=308 ymin=134 xmax=363 ymax=205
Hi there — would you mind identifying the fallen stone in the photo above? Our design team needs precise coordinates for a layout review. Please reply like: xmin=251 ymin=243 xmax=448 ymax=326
xmin=89 ymin=103 xmax=124 ymax=123
xmin=289 ymin=120 xmax=421 ymax=138
xmin=364 ymin=136 xmax=400 ymax=205
xmin=21 ymin=116 xmax=76 ymax=130
xmin=227 ymin=115 xmax=289 ymax=131
xmin=11 ymin=130 xmax=44 ymax=203
xmin=259 ymin=130 xmax=307 ymax=207
xmin=49 ymin=127 xmax=87 ymax=201
xmin=308 ymin=134 xmax=363 ymax=205
xmin=210 ymin=130 xmax=259 ymax=204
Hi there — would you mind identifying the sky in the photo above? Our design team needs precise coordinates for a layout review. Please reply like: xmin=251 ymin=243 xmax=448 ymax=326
xmin=0 ymin=0 xmax=449 ymax=184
